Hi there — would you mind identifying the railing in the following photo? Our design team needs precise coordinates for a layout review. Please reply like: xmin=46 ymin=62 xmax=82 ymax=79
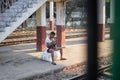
xmin=0 ymin=0 xmax=38 ymax=28
xmin=0 ymin=0 xmax=18 ymax=13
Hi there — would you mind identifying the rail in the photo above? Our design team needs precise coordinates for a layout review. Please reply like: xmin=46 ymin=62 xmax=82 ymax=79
xmin=69 ymin=64 xmax=112 ymax=80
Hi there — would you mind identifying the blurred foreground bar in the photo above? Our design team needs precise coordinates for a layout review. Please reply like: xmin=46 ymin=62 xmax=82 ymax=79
xmin=87 ymin=0 xmax=98 ymax=80
xmin=112 ymin=0 xmax=120 ymax=80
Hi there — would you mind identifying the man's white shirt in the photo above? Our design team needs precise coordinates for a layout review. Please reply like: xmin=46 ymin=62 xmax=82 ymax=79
xmin=45 ymin=37 xmax=52 ymax=52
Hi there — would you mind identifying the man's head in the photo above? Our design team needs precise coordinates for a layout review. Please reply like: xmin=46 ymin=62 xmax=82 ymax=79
xmin=50 ymin=31 xmax=55 ymax=38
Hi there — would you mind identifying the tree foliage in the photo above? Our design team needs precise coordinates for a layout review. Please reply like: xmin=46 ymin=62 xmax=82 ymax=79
xmin=65 ymin=0 xmax=87 ymax=24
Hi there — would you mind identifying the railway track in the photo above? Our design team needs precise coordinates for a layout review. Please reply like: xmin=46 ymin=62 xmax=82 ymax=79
xmin=69 ymin=64 xmax=111 ymax=80
xmin=0 ymin=32 xmax=110 ymax=46
xmin=29 ymin=56 xmax=112 ymax=80
xmin=31 ymin=64 xmax=111 ymax=80
xmin=0 ymin=34 xmax=86 ymax=46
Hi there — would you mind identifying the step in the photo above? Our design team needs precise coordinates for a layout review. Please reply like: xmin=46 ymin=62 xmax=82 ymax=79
xmin=0 ymin=27 xmax=5 ymax=32
xmin=0 ymin=22 xmax=7 ymax=27
xmin=0 ymin=21 xmax=11 ymax=27
xmin=10 ymin=5 xmax=25 ymax=13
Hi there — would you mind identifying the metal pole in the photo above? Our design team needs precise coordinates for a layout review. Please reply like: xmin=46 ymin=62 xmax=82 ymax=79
xmin=112 ymin=0 xmax=120 ymax=80
xmin=87 ymin=0 xmax=98 ymax=80
xmin=110 ymin=0 xmax=114 ymax=39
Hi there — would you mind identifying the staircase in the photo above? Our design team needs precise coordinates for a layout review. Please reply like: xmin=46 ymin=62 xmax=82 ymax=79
xmin=0 ymin=0 xmax=47 ymax=43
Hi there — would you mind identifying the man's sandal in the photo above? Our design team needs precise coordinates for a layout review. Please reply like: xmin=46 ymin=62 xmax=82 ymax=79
xmin=51 ymin=62 xmax=57 ymax=65
xmin=60 ymin=58 xmax=67 ymax=60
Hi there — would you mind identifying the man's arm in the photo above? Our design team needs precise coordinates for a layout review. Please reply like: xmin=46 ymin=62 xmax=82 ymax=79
xmin=46 ymin=42 xmax=54 ymax=48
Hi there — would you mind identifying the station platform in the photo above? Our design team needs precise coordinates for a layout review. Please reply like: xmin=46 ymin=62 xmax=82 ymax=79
xmin=0 ymin=37 xmax=112 ymax=80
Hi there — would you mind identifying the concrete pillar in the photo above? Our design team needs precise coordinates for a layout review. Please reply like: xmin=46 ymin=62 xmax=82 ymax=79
xmin=36 ymin=3 xmax=46 ymax=51
xmin=98 ymin=0 xmax=106 ymax=42
xmin=50 ymin=1 xmax=54 ymax=30
xmin=110 ymin=0 xmax=114 ymax=39
xmin=56 ymin=2 xmax=66 ymax=47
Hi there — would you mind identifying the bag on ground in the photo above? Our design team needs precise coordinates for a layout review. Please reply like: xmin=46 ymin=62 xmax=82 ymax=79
xmin=40 ymin=51 xmax=60 ymax=62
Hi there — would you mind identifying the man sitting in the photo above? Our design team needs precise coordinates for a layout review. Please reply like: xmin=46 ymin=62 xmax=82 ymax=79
xmin=45 ymin=31 xmax=66 ymax=65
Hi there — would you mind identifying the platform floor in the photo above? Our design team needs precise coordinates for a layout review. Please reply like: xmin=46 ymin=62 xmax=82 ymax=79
xmin=0 ymin=37 xmax=112 ymax=80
